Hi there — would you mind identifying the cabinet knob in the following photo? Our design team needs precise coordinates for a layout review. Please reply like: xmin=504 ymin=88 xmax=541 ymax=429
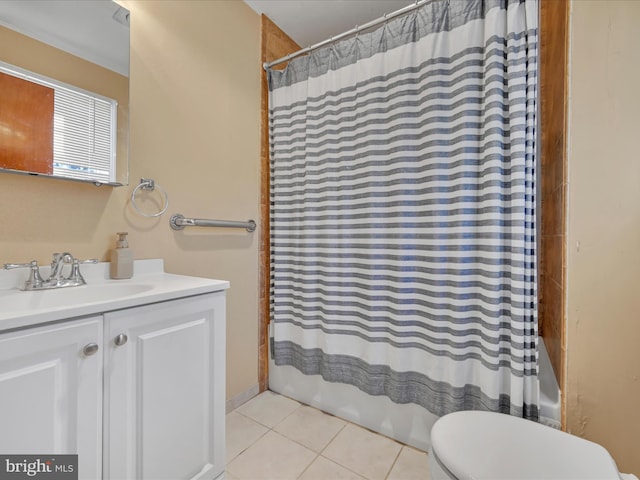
xmin=114 ymin=334 xmax=128 ymax=347
xmin=83 ymin=343 xmax=99 ymax=356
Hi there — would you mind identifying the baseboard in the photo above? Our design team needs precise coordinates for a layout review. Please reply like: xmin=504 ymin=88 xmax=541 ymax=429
xmin=226 ymin=384 xmax=260 ymax=413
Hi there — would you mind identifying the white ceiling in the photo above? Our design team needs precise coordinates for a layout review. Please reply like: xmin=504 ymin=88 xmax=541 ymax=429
xmin=243 ymin=0 xmax=416 ymax=48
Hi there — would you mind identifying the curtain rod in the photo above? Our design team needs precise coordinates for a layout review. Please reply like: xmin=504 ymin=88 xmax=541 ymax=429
xmin=263 ymin=0 xmax=430 ymax=70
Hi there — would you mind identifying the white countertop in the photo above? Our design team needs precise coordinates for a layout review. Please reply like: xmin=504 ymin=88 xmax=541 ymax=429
xmin=0 ymin=259 xmax=229 ymax=332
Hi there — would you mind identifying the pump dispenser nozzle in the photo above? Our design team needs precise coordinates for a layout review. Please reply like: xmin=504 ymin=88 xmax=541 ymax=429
xmin=116 ymin=232 xmax=129 ymax=248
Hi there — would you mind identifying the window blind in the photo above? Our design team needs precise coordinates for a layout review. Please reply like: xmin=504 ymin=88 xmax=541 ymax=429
xmin=0 ymin=61 xmax=117 ymax=184
xmin=53 ymin=87 xmax=116 ymax=183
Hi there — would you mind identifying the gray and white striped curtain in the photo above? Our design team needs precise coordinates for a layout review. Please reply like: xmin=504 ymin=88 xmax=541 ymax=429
xmin=268 ymin=0 xmax=539 ymax=419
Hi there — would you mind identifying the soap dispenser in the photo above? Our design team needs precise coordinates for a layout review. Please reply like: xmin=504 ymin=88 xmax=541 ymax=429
xmin=110 ymin=232 xmax=133 ymax=279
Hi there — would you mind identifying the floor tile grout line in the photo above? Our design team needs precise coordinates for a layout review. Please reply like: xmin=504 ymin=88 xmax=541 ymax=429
xmin=226 ymin=430 xmax=269 ymax=465
xmin=227 ymin=391 xmax=429 ymax=479
xmin=308 ymin=421 xmax=369 ymax=479
xmin=225 ymin=409 xmax=274 ymax=467
xmin=266 ymin=400 xmax=350 ymax=456
xmin=316 ymin=453 xmax=371 ymax=480
xmin=230 ymin=399 xmax=369 ymax=479
xmin=315 ymin=417 xmax=347 ymax=455
xmin=294 ymin=451 xmax=321 ymax=480
xmin=232 ymin=409 xmax=272 ymax=429
xmin=270 ymin=405 xmax=353 ymax=478
xmin=225 ymin=424 xmax=271 ymax=467
xmin=383 ymin=445 xmax=405 ymax=480
xmin=233 ymin=399 xmax=302 ymax=430
xmin=321 ymin=422 xmax=404 ymax=480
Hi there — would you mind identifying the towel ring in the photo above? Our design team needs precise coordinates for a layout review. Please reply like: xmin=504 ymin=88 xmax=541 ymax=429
xmin=130 ymin=178 xmax=169 ymax=218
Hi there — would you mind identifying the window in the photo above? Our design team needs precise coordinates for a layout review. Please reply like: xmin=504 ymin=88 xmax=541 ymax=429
xmin=0 ymin=61 xmax=117 ymax=183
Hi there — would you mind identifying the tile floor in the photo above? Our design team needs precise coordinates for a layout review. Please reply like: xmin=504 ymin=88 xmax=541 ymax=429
xmin=226 ymin=390 xmax=431 ymax=480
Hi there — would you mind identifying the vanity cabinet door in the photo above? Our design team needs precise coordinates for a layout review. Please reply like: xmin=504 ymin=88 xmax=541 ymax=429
xmin=0 ymin=317 xmax=103 ymax=480
xmin=103 ymin=293 xmax=226 ymax=480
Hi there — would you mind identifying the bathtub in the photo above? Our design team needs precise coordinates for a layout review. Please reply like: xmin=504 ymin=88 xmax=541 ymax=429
xmin=538 ymin=338 xmax=562 ymax=429
xmin=269 ymin=336 xmax=562 ymax=451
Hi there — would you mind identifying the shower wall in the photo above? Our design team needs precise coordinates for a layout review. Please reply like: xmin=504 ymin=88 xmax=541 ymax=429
xmin=538 ymin=0 xmax=569 ymax=422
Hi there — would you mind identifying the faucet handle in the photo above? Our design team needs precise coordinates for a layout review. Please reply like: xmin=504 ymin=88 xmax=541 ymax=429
xmin=67 ymin=258 xmax=98 ymax=285
xmin=68 ymin=259 xmax=86 ymax=285
xmin=3 ymin=260 xmax=38 ymax=270
xmin=3 ymin=260 xmax=44 ymax=289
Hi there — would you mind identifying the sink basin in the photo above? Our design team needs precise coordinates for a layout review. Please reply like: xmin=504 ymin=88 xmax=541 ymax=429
xmin=0 ymin=283 xmax=155 ymax=313
xmin=0 ymin=259 xmax=230 ymax=331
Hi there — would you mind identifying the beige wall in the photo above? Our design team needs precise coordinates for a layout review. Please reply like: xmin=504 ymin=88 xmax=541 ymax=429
xmin=567 ymin=0 xmax=640 ymax=474
xmin=0 ymin=0 xmax=262 ymax=402
xmin=126 ymin=0 xmax=261 ymax=401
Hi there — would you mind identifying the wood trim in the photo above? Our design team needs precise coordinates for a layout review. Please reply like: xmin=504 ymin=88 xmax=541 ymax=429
xmin=539 ymin=0 xmax=569 ymax=430
xmin=259 ymin=15 xmax=300 ymax=392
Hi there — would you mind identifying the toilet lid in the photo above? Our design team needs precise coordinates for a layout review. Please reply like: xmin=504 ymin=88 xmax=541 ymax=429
xmin=430 ymin=411 xmax=621 ymax=480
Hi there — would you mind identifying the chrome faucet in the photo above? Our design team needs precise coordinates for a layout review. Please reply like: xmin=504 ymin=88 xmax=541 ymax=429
xmin=48 ymin=252 xmax=75 ymax=285
xmin=3 ymin=253 xmax=98 ymax=290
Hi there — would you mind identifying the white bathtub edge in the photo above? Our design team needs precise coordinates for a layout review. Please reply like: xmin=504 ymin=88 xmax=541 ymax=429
xmin=538 ymin=337 xmax=562 ymax=428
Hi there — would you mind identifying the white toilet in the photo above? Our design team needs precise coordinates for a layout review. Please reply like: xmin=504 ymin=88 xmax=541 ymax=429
xmin=428 ymin=410 xmax=637 ymax=480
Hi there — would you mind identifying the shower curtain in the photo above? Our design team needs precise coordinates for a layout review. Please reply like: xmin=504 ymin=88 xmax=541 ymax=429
xmin=268 ymin=0 xmax=539 ymax=419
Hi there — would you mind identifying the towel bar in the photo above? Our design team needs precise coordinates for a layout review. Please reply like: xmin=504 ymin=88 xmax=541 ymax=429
xmin=169 ymin=214 xmax=256 ymax=232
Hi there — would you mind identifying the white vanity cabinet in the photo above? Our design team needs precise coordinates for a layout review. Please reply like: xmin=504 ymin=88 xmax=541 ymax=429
xmin=0 ymin=282 xmax=226 ymax=480
xmin=104 ymin=293 xmax=226 ymax=480
xmin=0 ymin=317 xmax=103 ymax=479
